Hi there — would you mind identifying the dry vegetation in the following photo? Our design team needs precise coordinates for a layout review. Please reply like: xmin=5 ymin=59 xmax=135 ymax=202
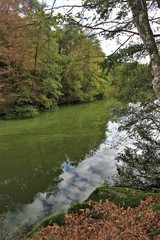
xmin=25 ymin=196 xmax=160 ymax=240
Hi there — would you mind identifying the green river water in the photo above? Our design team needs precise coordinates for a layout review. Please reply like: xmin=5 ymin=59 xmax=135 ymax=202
xmin=0 ymin=100 xmax=119 ymax=239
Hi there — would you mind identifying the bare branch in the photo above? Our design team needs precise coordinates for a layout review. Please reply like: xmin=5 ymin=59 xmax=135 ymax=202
xmin=79 ymin=23 xmax=140 ymax=36
xmin=109 ymin=34 xmax=135 ymax=56
xmin=45 ymin=5 xmax=83 ymax=11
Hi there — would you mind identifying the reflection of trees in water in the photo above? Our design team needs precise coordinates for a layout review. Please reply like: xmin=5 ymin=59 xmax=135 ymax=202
xmin=116 ymin=101 xmax=160 ymax=190
xmin=0 ymin=165 xmax=61 ymax=213
xmin=0 ymin=127 xmax=106 ymax=214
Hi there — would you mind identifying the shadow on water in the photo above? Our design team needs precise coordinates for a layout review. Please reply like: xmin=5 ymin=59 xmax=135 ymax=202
xmin=0 ymin=100 xmax=119 ymax=239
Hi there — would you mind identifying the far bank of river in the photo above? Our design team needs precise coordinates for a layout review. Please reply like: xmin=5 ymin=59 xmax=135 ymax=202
xmin=0 ymin=99 xmax=126 ymax=240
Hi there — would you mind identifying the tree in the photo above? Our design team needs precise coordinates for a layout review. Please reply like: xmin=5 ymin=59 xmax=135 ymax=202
xmin=35 ymin=32 xmax=62 ymax=109
xmin=0 ymin=0 xmax=62 ymax=117
xmin=127 ymin=0 xmax=160 ymax=100
xmin=0 ymin=0 xmax=34 ymax=116
xmin=56 ymin=25 xmax=107 ymax=103
xmin=62 ymin=0 xmax=160 ymax=99
xmin=106 ymin=62 xmax=154 ymax=103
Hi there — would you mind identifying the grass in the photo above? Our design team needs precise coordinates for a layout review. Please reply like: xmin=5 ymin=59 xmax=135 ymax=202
xmin=87 ymin=186 xmax=160 ymax=209
xmin=26 ymin=212 xmax=65 ymax=238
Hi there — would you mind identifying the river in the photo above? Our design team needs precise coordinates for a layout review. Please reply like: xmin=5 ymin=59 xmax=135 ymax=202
xmin=0 ymin=100 xmax=125 ymax=240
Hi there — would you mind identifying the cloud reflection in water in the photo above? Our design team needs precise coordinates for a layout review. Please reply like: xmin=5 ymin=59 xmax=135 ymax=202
xmin=1 ymin=121 xmax=133 ymax=240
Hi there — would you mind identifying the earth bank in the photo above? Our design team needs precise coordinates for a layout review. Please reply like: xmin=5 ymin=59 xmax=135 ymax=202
xmin=24 ymin=186 xmax=160 ymax=240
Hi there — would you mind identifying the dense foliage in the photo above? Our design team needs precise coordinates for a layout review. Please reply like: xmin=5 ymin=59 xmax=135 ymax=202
xmin=0 ymin=0 xmax=107 ymax=119
xmin=105 ymin=62 xmax=154 ymax=103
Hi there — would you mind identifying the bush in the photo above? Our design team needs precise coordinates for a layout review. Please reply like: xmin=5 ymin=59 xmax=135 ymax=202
xmin=13 ymin=105 xmax=39 ymax=119
xmin=1 ymin=103 xmax=39 ymax=120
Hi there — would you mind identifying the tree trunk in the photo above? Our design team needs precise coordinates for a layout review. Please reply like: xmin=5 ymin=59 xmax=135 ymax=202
xmin=128 ymin=0 xmax=160 ymax=100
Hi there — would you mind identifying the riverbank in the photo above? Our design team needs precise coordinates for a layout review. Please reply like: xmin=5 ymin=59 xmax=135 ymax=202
xmin=24 ymin=186 xmax=160 ymax=239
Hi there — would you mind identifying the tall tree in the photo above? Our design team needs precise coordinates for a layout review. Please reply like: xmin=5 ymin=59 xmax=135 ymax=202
xmin=0 ymin=0 xmax=62 ymax=117
xmin=56 ymin=25 xmax=106 ymax=103
xmin=127 ymin=0 xmax=160 ymax=100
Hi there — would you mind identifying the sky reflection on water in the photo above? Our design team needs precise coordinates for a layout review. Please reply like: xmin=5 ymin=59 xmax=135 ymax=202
xmin=0 ymin=121 xmax=134 ymax=240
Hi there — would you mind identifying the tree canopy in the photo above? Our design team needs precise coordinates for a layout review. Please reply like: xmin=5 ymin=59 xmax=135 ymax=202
xmin=0 ymin=0 xmax=108 ymax=118
xmin=57 ymin=0 xmax=160 ymax=99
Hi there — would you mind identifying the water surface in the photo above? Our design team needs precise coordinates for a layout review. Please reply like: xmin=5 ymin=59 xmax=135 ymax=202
xmin=0 ymin=100 xmax=119 ymax=239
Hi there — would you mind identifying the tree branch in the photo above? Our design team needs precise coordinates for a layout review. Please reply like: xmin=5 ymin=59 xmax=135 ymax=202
xmin=109 ymin=34 xmax=135 ymax=56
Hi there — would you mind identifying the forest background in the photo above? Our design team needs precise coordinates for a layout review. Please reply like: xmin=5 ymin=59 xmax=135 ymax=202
xmin=0 ymin=0 xmax=156 ymax=119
